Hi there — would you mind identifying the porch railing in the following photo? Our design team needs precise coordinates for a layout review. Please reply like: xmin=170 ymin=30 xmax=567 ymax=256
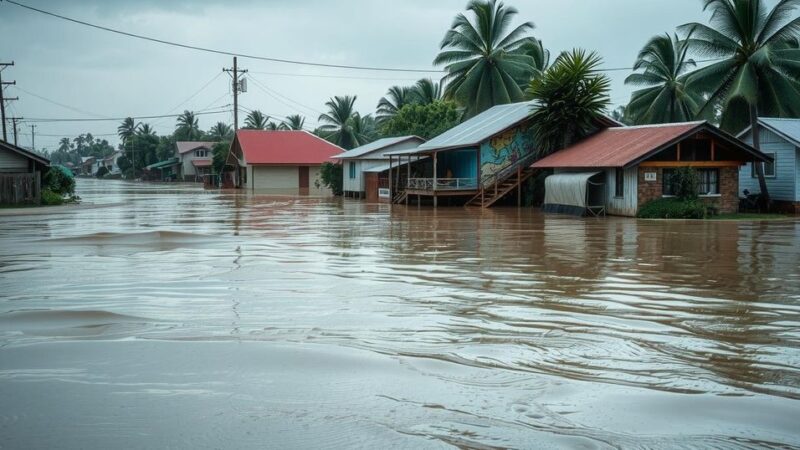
xmin=407 ymin=177 xmax=478 ymax=191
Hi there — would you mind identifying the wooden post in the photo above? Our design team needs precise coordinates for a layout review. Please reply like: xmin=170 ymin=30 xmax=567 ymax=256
xmin=677 ymin=142 xmax=681 ymax=161
xmin=517 ymin=166 xmax=522 ymax=207
xmin=388 ymin=155 xmax=393 ymax=199
xmin=711 ymin=140 xmax=716 ymax=161
xmin=405 ymin=155 xmax=409 ymax=206
xmin=433 ymin=151 xmax=438 ymax=193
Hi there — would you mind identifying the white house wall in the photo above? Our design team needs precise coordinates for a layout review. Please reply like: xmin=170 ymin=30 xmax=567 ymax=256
xmin=247 ymin=165 xmax=331 ymax=195
xmin=739 ymin=127 xmax=798 ymax=202
xmin=604 ymin=167 xmax=639 ymax=217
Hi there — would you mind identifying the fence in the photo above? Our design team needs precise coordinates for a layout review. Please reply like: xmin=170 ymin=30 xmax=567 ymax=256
xmin=0 ymin=172 xmax=41 ymax=205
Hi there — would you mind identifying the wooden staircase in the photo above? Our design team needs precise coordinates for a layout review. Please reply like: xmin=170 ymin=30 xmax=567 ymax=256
xmin=466 ymin=167 xmax=538 ymax=208
xmin=392 ymin=190 xmax=408 ymax=204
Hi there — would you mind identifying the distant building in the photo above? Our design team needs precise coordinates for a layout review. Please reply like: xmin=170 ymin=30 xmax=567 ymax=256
xmin=532 ymin=121 xmax=771 ymax=217
xmin=332 ymin=136 xmax=425 ymax=200
xmin=102 ymin=151 xmax=123 ymax=176
xmin=79 ymin=156 xmax=96 ymax=176
xmin=176 ymin=141 xmax=216 ymax=182
xmin=229 ymin=130 xmax=344 ymax=195
xmin=0 ymin=139 xmax=50 ymax=204
xmin=737 ymin=118 xmax=800 ymax=213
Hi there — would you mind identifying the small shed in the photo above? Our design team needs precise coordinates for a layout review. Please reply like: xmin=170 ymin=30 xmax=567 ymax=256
xmin=0 ymin=139 xmax=50 ymax=204
xmin=542 ymin=172 xmax=606 ymax=216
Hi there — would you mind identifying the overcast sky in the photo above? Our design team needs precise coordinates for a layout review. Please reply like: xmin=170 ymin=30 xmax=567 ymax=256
xmin=0 ymin=0 xmax=787 ymax=151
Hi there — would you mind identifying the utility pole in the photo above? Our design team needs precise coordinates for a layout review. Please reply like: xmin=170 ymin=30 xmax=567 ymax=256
xmin=30 ymin=124 xmax=36 ymax=151
xmin=0 ymin=61 xmax=18 ymax=142
xmin=10 ymin=117 xmax=23 ymax=146
xmin=223 ymin=57 xmax=247 ymax=130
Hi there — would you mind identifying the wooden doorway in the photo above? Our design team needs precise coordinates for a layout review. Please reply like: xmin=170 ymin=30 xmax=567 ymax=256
xmin=298 ymin=166 xmax=309 ymax=191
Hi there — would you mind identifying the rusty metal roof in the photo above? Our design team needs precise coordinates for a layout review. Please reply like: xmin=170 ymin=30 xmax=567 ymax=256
xmin=531 ymin=121 xmax=769 ymax=169
xmin=176 ymin=141 xmax=217 ymax=154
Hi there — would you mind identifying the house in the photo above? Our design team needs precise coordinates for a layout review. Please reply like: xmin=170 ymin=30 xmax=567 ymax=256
xmin=333 ymin=136 xmax=425 ymax=199
xmin=737 ymin=118 xmax=800 ymax=213
xmin=176 ymin=141 xmax=216 ymax=182
xmin=384 ymin=101 xmax=620 ymax=207
xmin=144 ymin=157 xmax=181 ymax=181
xmin=102 ymin=151 xmax=123 ymax=177
xmin=79 ymin=156 xmax=95 ymax=176
xmin=0 ymin=139 xmax=50 ymax=204
xmin=229 ymin=130 xmax=344 ymax=195
xmin=531 ymin=121 xmax=772 ymax=217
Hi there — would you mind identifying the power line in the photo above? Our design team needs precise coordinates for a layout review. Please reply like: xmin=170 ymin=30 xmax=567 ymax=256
xmin=247 ymin=75 xmax=323 ymax=116
xmin=13 ymin=85 xmax=112 ymax=118
xmin=4 ymin=0 xmax=445 ymax=74
xmin=23 ymin=107 xmax=232 ymax=123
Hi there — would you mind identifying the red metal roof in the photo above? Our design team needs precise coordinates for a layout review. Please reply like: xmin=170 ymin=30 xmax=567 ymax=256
xmin=532 ymin=122 xmax=705 ymax=168
xmin=236 ymin=130 xmax=344 ymax=165
xmin=191 ymin=159 xmax=212 ymax=167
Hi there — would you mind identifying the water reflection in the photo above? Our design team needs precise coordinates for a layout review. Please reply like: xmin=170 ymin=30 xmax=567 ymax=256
xmin=1 ymin=179 xmax=799 ymax=448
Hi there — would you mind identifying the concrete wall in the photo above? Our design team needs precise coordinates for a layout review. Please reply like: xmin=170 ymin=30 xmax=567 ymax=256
xmin=638 ymin=166 xmax=740 ymax=214
xmin=739 ymin=127 xmax=798 ymax=201
xmin=247 ymin=164 xmax=331 ymax=195
xmin=0 ymin=149 xmax=29 ymax=172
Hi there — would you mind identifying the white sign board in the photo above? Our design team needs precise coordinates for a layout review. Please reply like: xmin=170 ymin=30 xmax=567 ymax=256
xmin=378 ymin=188 xmax=391 ymax=198
xmin=644 ymin=172 xmax=657 ymax=182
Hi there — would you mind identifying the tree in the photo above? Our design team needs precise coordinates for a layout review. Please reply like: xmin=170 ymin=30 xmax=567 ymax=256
xmin=409 ymin=78 xmax=442 ymax=105
xmin=316 ymin=162 xmax=343 ymax=195
xmin=625 ymin=33 xmax=703 ymax=124
xmin=680 ymin=0 xmax=800 ymax=203
xmin=318 ymin=95 xmax=372 ymax=149
xmin=283 ymin=114 xmax=306 ymax=130
xmin=117 ymin=117 xmax=138 ymax=144
xmin=521 ymin=38 xmax=551 ymax=81
xmin=208 ymin=122 xmax=233 ymax=141
xmin=377 ymin=86 xmax=413 ymax=123
xmin=211 ymin=141 xmax=233 ymax=178
xmin=175 ymin=110 xmax=202 ymax=140
xmin=433 ymin=0 xmax=538 ymax=117
xmin=381 ymin=100 xmax=462 ymax=139
xmin=138 ymin=123 xmax=156 ymax=136
xmin=526 ymin=49 xmax=611 ymax=155
xmin=243 ymin=110 xmax=269 ymax=130
xmin=608 ymin=106 xmax=631 ymax=125
xmin=58 ymin=137 xmax=72 ymax=153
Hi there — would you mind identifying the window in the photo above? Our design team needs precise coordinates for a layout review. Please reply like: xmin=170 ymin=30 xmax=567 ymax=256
xmin=349 ymin=162 xmax=356 ymax=179
xmin=615 ymin=168 xmax=624 ymax=197
xmin=663 ymin=168 xmax=719 ymax=196
xmin=751 ymin=152 xmax=776 ymax=178
xmin=195 ymin=149 xmax=208 ymax=158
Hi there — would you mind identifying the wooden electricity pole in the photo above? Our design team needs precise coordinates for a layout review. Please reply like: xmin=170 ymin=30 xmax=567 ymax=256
xmin=0 ymin=61 xmax=18 ymax=142
xmin=10 ymin=117 xmax=23 ymax=146
xmin=30 ymin=124 xmax=37 ymax=150
xmin=223 ymin=57 xmax=247 ymax=130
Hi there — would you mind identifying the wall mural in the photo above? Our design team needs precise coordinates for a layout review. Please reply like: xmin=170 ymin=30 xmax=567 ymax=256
xmin=479 ymin=122 xmax=536 ymax=183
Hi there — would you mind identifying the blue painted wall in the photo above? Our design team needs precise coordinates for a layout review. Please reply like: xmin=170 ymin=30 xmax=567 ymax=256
xmin=479 ymin=122 xmax=536 ymax=181
xmin=739 ymin=127 xmax=799 ymax=201
xmin=437 ymin=148 xmax=477 ymax=179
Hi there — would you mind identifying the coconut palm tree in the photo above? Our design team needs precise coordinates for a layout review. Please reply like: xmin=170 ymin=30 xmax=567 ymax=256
xmin=527 ymin=49 xmax=611 ymax=155
xmin=265 ymin=121 xmax=281 ymax=131
xmin=117 ymin=117 xmax=139 ymax=144
xmin=376 ymin=86 xmax=413 ymax=123
xmin=318 ymin=95 xmax=370 ymax=149
xmin=137 ymin=123 xmax=156 ymax=136
xmin=283 ymin=114 xmax=306 ymax=131
xmin=58 ymin=137 xmax=72 ymax=153
xmin=624 ymin=33 xmax=703 ymax=124
xmin=433 ymin=0 xmax=538 ymax=117
xmin=679 ymin=0 xmax=800 ymax=203
xmin=175 ymin=110 xmax=201 ymax=139
xmin=410 ymin=79 xmax=442 ymax=105
xmin=521 ymin=38 xmax=550 ymax=81
xmin=243 ymin=110 xmax=269 ymax=130
xmin=208 ymin=122 xmax=233 ymax=141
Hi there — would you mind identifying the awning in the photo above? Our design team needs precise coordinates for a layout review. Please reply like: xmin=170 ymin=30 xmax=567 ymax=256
xmin=363 ymin=157 xmax=430 ymax=174
xmin=543 ymin=172 xmax=605 ymax=215
xmin=146 ymin=158 xmax=180 ymax=170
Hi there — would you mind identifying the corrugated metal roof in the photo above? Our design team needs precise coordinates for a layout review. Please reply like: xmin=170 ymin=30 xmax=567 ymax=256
xmin=531 ymin=121 xmax=769 ymax=168
xmin=362 ymin=156 xmax=430 ymax=173
xmin=236 ymin=130 xmax=344 ymax=165
xmin=387 ymin=101 xmax=535 ymax=155
xmin=333 ymin=136 xmax=424 ymax=160
xmin=760 ymin=118 xmax=800 ymax=146
xmin=176 ymin=141 xmax=216 ymax=154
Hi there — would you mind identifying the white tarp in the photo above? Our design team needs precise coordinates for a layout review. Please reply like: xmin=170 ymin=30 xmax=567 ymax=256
xmin=544 ymin=172 xmax=602 ymax=208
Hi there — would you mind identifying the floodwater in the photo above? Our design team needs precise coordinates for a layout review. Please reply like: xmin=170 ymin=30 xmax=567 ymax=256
xmin=1 ymin=179 xmax=800 ymax=449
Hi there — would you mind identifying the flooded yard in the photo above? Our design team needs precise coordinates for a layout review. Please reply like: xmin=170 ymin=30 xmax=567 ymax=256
xmin=2 ymin=178 xmax=800 ymax=449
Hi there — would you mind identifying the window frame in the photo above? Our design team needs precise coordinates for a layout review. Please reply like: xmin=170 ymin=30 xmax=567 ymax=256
xmin=348 ymin=161 xmax=356 ymax=179
xmin=662 ymin=168 xmax=720 ymax=197
xmin=614 ymin=168 xmax=624 ymax=198
xmin=751 ymin=152 xmax=776 ymax=178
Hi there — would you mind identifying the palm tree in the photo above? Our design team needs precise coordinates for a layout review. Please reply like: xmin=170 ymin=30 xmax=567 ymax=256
xmin=433 ymin=0 xmax=538 ymax=117
xmin=283 ymin=114 xmax=306 ymax=130
xmin=208 ymin=122 xmax=233 ymax=141
xmin=117 ymin=117 xmax=138 ymax=144
xmin=409 ymin=78 xmax=442 ymax=105
xmin=265 ymin=121 xmax=281 ymax=131
xmin=58 ymin=137 xmax=72 ymax=153
xmin=679 ymin=0 xmax=800 ymax=203
xmin=521 ymin=38 xmax=550 ymax=81
xmin=243 ymin=110 xmax=269 ymax=130
xmin=376 ymin=86 xmax=413 ymax=123
xmin=318 ymin=95 xmax=369 ymax=149
xmin=624 ymin=33 xmax=703 ymax=124
xmin=137 ymin=123 xmax=156 ymax=136
xmin=351 ymin=113 xmax=377 ymax=145
xmin=176 ymin=110 xmax=201 ymax=139
xmin=527 ymin=49 xmax=611 ymax=155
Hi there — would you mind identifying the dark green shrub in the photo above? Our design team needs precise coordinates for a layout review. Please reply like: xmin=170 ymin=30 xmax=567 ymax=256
xmin=316 ymin=162 xmax=343 ymax=196
xmin=95 ymin=166 xmax=109 ymax=178
xmin=41 ymin=189 xmax=64 ymax=206
xmin=672 ymin=167 xmax=698 ymax=200
xmin=637 ymin=197 xmax=708 ymax=219
xmin=43 ymin=165 xmax=75 ymax=195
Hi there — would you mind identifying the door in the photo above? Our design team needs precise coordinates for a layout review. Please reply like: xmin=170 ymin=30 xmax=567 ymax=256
xmin=298 ymin=166 xmax=310 ymax=190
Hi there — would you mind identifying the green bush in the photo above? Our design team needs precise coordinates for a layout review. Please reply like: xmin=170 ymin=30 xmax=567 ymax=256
xmin=41 ymin=189 xmax=64 ymax=206
xmin=96 ymin=166 xmax=109 ymax=178
xmin=637 ymin=197 xmax=709 ymax=219
xmin=671 ymin=166 xmax=699 ymax=200
xmin=316 ymin=162 xmax=343 ymax=196
xmin=44 ymin=165 xmax=75 ymax=195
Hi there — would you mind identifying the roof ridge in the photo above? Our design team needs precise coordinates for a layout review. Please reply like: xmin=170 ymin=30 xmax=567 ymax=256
xmin=609 ymin=121 xmax=706 ymax=130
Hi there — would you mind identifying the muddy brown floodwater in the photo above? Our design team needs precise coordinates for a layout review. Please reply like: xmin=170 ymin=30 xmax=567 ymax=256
xmin=1 ymin=179 xmax=800 ymax=449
